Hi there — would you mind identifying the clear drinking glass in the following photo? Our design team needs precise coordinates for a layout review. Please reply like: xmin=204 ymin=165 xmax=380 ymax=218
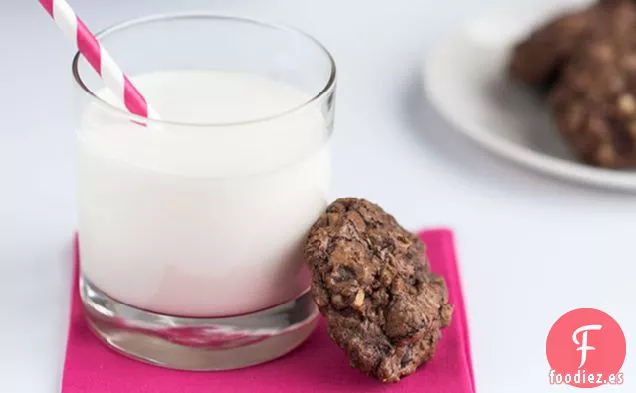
xmin=72 ymin=13 xmax=336 ymax=370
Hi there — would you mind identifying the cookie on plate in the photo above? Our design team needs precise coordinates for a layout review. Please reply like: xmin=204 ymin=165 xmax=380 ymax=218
xmin=304 ymin=198 xmax=453 ymax=383
xmin=550 ymin=2 xmax=636 ymax=167
xmin=508 ymin=6 xmax=596 ymax=87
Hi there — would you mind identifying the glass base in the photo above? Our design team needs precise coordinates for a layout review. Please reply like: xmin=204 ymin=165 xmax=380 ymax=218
xmin=80 ymin=276 xmax=319 ymax=371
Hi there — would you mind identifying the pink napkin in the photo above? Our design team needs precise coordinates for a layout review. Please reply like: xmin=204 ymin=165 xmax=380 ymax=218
xmin=63 ymin=229 xmax=475 ymax=393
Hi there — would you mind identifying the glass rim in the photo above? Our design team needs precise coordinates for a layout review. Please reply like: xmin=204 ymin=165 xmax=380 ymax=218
xmin=71 ymin=12 xmax=337 ymax=128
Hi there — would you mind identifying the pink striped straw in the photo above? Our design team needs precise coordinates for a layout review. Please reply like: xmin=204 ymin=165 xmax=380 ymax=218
xmin=39 ymin=0 xmax=159 ymax=119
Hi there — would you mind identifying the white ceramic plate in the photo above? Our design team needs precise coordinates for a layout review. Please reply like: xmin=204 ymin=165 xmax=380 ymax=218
xmin=423 ymin=0 xmax=636 ymax=191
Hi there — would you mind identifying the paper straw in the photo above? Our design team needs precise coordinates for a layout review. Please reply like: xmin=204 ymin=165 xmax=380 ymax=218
xmin=39 ymin=0 xmax=159 ymax=119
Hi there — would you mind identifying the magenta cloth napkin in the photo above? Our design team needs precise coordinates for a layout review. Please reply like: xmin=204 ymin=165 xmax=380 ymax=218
xmin=63 ymin=229 xmax=475 ymax=393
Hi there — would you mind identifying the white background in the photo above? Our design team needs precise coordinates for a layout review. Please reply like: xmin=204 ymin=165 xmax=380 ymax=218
xmin=1 ymin=0 xmax=634 ymax=392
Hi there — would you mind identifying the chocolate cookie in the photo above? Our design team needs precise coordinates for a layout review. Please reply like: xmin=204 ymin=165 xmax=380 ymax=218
xmin=507 ymin=0 xmax=636 ymax=88
xmin=550 ymin=2 xmax=636 ymax=167
xmin=508 ymin=7 xmax=595 ymax=87
xmin=304 ymin=198 xmax=452 ymax=383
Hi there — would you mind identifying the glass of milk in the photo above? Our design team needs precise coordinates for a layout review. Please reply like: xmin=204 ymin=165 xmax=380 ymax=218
xmin=72 ymin=13 xmax=335 ymax=370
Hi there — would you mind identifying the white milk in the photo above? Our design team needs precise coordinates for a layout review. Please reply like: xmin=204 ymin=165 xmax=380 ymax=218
xmin=77 ymin=71 xmax=331 ymax=317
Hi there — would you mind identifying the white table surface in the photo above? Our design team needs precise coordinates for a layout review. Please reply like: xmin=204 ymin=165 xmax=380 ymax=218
xmin=1 ymin=0 xmax=634 ymax=391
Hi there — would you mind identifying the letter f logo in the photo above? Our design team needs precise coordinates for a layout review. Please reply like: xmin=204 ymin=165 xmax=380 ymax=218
xmin=572 ymin=325 xmax=602 ymax=368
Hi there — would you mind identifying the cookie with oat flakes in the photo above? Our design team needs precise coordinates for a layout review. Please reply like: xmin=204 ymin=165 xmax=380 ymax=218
xmin=304 ymin=198 xmax=452 ymax=383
